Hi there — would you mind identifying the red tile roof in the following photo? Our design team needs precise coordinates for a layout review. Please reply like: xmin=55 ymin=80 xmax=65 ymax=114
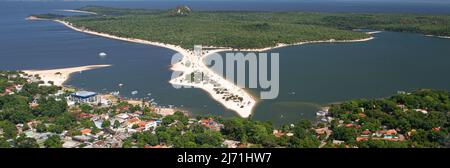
xmin=432 ymin=127 xmax=441 ymax=131
xmin=386 ymin=129 xmax=397 ymax=135
xmin=128 ymin=117 xmax=140 ymax=124
xmin=362 ymin=130 xmax=371 ymax=135
xmin=80 ymin=128 xmax=91 ymax=135
xmin=138 ymin=121 xmax=147 ymax=127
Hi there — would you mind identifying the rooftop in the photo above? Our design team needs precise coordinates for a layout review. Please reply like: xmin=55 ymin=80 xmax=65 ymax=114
xmin=71 ymin=91 xmax=97 ymax=98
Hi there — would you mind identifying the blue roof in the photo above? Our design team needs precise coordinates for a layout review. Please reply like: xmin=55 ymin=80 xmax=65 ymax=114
xmin=70 ymin=91 xmax=97 ymax=98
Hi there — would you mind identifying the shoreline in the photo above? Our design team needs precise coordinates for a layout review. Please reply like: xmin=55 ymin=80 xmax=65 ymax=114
xmin=22 ymin=65 xmax=112 ymax=86
xmin=53 ymin=19 xmax=257 ymax=118
xmin=58 ymin=9 xmax=98 ymax=15
xmin=425 ymin=34 xmax=450 ymax=39
xmin=198 ymin=32 xmax=375 ymax=53
xmin=48 ymin=19 xmax=374 ymax=118
xmin=25 ymin=16 xmax=49 ymax=21
xmin=230 ymin=36 xmax=375 ymax=52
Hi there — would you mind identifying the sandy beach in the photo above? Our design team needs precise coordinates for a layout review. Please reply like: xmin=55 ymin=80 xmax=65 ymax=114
xmin=49 ymin=19 xmax=374 ymax=118
xmin=367 ymin=31 xmax=383 ymax=35
xmin=25 ymin=16 xmax=49 ymax=21
xmin=169 ymin=48 xmax=257 ymax=118
xmin=234 ymin=37 xmax=375 ymax=52
xmin=23 ymin=65 xmax=112 ymax=86
xmin=425 ymin=34 xmax=450 ymax=39
xmin=59 ymin=9 xmax=98 ymax=15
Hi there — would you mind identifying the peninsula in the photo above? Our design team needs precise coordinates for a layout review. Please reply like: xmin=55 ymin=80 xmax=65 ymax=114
xmin=29 ymin=6 xmax=450 ymax=117
xmin=23 ymin=65 xmax=112 ymax=86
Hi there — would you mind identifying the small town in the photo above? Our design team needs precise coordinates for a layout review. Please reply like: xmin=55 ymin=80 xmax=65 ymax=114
xmin=1 ymin=71 xmax=450 ymax=148
xmin=1 ymin=71 xmax=230 ymax=148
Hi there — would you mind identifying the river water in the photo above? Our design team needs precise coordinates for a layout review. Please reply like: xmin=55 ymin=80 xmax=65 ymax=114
xmin=1 ymin=1 xmax=450 ymax=125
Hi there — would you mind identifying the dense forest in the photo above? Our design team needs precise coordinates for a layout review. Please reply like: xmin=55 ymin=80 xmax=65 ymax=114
xmin=327 ymin=89 xmax=450 ymax=148
xmin=33 ymin=6 xmax=450 ymax=49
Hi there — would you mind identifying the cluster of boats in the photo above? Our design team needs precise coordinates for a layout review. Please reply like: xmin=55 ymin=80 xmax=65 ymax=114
xmin=316 ymin=107 xmax=332 ymax=123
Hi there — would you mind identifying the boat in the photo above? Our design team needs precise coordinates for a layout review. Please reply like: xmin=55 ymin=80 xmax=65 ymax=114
xmin=99 ymin=52 xmax=107 ymax=57
xmin=316 ymin=111 xmax=328 ymax=116
xmin=131 ymin=90 xmax=138 ymax=95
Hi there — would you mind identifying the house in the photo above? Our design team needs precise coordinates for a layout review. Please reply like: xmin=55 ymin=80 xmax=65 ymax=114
xmin=356 ymin=137 xmax=369 ymax=142
xmin=80 ymin=128 xmax=92 ymax=135
xmin=144 ymin=145 xmax=168 ymax=148
xmin=385 ymin=129 xmax=397 ymax=135
xmin=116 ymin=113 xmax=130 ymax=119
xmin=3 ymin=86 xmax=16 ymax=95
xmin=92 ymin=140 xmax=108 ymax=148
xmin=223 ymin=140 xmax=240 ymax=148
xmin=332 ymin=140 xmax=345 ymax=145
xmin=62 ymin=140 xmax=80 ymax=148
xmin=414 ymin=109 xmax=428 ymax=114
xmin=199 ymin=118 xmax=222 ymax=131
xmin=361 ymin=130 xmax=371 ymax=136
xmin=144 ymin=121 xmax=158 ymax=131
xmin=127 ymin=117 xmax=141 ymax=128
xmin=373 ymin=130 xmax=386 ymax=137
xmin=72 ymin=135 xmax=92 ymax=142
xmin=79 ymin=113 xmax=95 ymax=118
xmin=365 ymin=129 xmax=403 ymax=141
xmin=138 ymin=121 xmax=147 ymax=128
xmin=315 ymin=128 xmax=327 ymax=135
xmin=99 ymin=98 xmax=112 ymax=107
xmin=94 ymin=120 xmax=103 ymax=129
xmin=69 ymin=91 xmax=98 ymax=104
xmin=15 ymin=84 xmax=23 ymax=92
xmin=273 ymin=130 xmax=285 ymax=137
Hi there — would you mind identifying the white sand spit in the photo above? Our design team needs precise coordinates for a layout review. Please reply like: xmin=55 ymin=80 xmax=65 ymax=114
xmin=23 ymin=65 xmax=111 ymax=86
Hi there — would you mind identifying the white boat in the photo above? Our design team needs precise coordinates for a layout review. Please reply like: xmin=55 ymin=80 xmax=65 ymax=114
xmin=316 ymin=111 xmax=327 ymax=116
xmin=99 ymin=52 xmax=107 ymax=57
xmin=131 ymin=90 xmax=138 ymax=95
